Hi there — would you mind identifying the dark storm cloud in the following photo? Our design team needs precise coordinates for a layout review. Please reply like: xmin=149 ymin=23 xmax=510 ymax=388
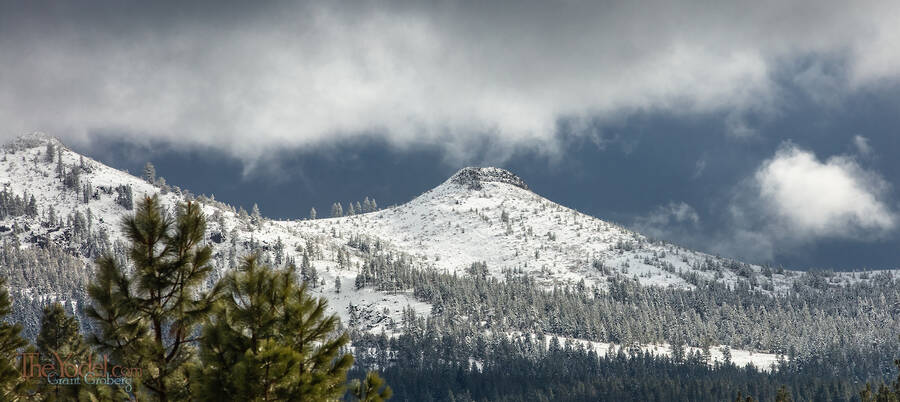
xmin=3 ymin=0 xmax=900 ymax=161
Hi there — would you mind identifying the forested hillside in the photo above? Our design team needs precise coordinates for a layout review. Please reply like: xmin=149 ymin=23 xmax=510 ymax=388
xmin=1 ymin=134 xmax=898 ymax=400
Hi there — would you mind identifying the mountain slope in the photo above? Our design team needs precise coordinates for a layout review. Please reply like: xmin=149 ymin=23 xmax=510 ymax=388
xmin=290 ymin=166 xmax=873 ymax=293
xmin=1 ymin=134 xmax=898 ymax=372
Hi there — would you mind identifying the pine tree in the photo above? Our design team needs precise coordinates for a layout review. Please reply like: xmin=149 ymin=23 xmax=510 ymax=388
xmin=300 ymin=253 xmax=319 ymax=288
xmin=47 ymin=205 xmax=57 ymax=227
xmin=252 ymin=203 xmax=262 ymax=226
xmin=115 ymin=184 xmax=133 ymax=210
xmin=775 ymin=385 xmax=792 ymax=402
xmin=82 ymin=182 xmax=92 ymax=204
xmin=350 ymin=371 xmax=392 ymax=402
xmin=45 ymin=142 xmax=55 ymax=163
xmin=56 ymin=152 xmax=63 ymax=177
xmin=0 ymin=277 xmax=28 ymax=400
xmin=143 ymin=162 xmax=156 ymax=184
xmin=722 ymin=345 xmax=732 ymax=366
xmin=36 ymin=303 xmax=86 ymax=362
xmin=284 ymin=274 xmax=351 ymax=398
xmin=25 ymin=195 xmax=37 ymax=218
xmin=86 ymin=195 xmax=220 ymax=401
xmin=34 ymin=303 xmax=90 ymax=401
xmin=671 ymin=339 xmax=685 ymax=362
xmin=310 ymin=207 xmax=317 ymax=220
xmin=195 ymin=255 xmax=353 ymax=401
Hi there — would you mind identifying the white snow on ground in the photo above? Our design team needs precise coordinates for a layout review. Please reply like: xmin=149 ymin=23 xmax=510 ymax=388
xmin=502 ymin=332 xmax=781 ymax=372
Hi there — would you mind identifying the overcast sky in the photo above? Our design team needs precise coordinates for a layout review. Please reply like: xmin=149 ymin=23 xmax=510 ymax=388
xmin=3 ymin=0 xmax=900 ymax=269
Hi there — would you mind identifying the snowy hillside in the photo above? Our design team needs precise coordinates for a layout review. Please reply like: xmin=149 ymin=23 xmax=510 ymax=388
xmin=291 ymin=166 xmax=887 ymax=293
xmin=2 ymin=134 xmax=898 ymax=372
xmin=0 ymin=134 xmax=431 ymax=336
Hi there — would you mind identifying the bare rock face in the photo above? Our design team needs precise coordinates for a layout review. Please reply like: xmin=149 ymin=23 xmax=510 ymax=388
xmin=450 ymin=167 xmax=529 ymax=191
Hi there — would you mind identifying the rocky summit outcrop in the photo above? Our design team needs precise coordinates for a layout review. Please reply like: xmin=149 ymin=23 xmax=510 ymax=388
xmin=449 ymin=167 xmax=529 ymax=191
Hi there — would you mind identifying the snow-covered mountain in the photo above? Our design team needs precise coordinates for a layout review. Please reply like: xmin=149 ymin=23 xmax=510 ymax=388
xmin=2 ymin=133 xmax=897 ymax=371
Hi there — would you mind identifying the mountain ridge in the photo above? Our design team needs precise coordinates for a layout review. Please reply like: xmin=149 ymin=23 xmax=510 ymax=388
xmin=1 ymin=134 xmax=898 ymax=373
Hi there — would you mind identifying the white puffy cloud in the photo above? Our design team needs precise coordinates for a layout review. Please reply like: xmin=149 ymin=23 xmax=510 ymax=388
xmin=634 ymin=144 xmax=896 ymax=262
xmin=712 ymin=144 xmax=896 ymax=261
xmin=1 ymin=1 xmax=900 ymax=161
xmin=753 ymin=145 xmax=894 ymax=236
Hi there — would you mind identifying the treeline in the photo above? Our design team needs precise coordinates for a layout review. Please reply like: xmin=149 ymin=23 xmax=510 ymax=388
xmin=342 ymin=248 xmax=900 ymax=400
xmin=351 ymin=327 xmax=900 ymax=402
xmin=345 ymin=306 xmax=900 ymax=401
xmin=351 ymin=253 xmax=900 ymax=359
xmin=328 ymin=197 xmax=380 ymax=218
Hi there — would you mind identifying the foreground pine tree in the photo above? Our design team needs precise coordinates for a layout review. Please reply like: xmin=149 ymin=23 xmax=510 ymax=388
xmin=36 ymin=303 xmax=87 ymax=365
xmin=0 ymin=277 xmax=28 ymax=400
xmin=86 ymin=195 xmax=220 ymax=401
xmin=194 ymin=255 xmax=353 ymax=401
xmin=350 ymin=371 xmax=393 ymax=402
xmin=34 ymin=303 xmax=88 ymax=401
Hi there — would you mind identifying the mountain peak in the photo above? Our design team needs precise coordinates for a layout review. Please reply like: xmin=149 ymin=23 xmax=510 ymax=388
xmin=450 ymin=167 xmax=529 ymax=191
